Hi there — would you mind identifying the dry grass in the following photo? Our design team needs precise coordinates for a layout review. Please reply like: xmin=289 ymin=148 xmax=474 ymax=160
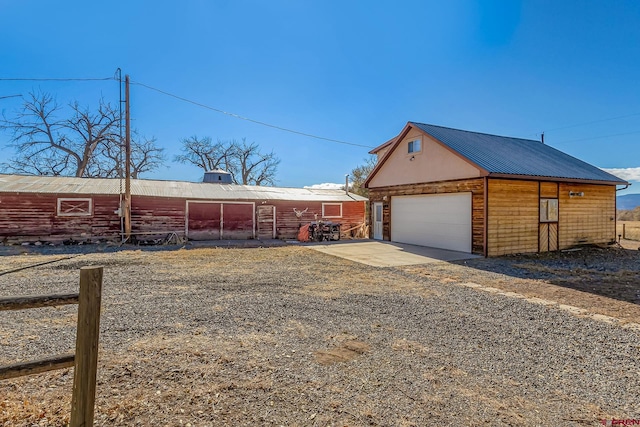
xmin=1 ymin=245 xmax=639 ymax=426
xmin=618 ymin=220 xmax=640 ymax=241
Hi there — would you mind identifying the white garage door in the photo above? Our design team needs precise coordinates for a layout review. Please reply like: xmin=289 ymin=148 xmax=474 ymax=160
xmin=391 ymin=193 xmax=472 ymax=252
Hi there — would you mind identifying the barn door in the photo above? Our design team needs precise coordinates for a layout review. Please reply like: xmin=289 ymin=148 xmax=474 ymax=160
xmin=257 ymin=205 xmax=276 ymax=239
xmin=221 ymin=203 xmax=255 ymax=239
xmin=187 ymin=202 xmax=222 ymax=240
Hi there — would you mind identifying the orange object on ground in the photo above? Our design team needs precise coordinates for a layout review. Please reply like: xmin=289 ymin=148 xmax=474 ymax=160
xmin=297 ymin=224 xmax=310 ymax=242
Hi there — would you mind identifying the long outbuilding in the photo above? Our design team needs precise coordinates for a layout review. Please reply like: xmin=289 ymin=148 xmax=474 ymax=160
xmin=0 ymin=174 xmax=367 ymax=244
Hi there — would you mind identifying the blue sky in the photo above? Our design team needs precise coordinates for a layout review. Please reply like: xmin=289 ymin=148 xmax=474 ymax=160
xmin=1 ymin=0 xmax=639 ymax=194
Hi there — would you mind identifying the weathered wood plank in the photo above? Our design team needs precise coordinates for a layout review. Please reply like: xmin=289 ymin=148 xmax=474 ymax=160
xmin=0 ymin=293 xmax=79 ymax=311
xmin=70 ymin=266 xmax=103 ymax=427
xmin=0 ymin=354 xmax=75 ymax=380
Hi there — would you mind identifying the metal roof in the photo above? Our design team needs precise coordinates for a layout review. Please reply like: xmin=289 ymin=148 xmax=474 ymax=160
xmin=0 ymin=174 xmax=368 ymax=202
xmin=409 ymin=122 xmax=627 ymax=184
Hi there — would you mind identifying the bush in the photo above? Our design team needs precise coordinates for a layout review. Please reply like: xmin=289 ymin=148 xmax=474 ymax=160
xmin=618 ymin=206 xmax=640 ymax=221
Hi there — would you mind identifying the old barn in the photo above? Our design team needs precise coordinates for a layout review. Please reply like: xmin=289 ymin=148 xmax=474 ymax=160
xmin=0 ymin=173 xmax=366 ymax=244
xmin=365 ymin=122 xmax=628 ymax=256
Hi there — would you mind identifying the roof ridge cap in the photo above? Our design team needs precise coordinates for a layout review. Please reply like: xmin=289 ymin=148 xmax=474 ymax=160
xmin=409 ymin=121 xmax=541 ymax=144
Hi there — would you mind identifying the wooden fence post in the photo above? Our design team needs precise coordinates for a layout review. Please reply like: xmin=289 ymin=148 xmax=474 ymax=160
xmin=623 ymin=223 xmax=626 ymax=240
xmin=70 ymin=266 xmax=103 ymax=427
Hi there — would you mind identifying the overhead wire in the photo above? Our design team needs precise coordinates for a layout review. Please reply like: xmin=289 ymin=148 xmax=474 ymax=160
xmin=552 ymin=129 xmax=640 ymax=145
xmin=131 ymin=80 xmax=375 ymax=149
xmin=0 ymin=77 xmax=115 ymax=82
xmin=528 ymin=111 xmax=640 ymax=140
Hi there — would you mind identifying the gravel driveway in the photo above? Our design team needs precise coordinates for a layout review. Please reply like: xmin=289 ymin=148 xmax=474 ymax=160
xmin=1 ymin=245 xmax=639 ymax=426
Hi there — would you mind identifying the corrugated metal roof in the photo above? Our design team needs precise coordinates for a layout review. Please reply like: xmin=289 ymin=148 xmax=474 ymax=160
xmin=0 ymin=174 xmax=368 ymax=202
xmin=410 ymin=122 xmax=627 ymax=184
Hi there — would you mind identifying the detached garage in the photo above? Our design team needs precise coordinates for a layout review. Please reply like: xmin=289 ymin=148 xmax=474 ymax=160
xmin=365 ymin=122 xmax=628 ymax=256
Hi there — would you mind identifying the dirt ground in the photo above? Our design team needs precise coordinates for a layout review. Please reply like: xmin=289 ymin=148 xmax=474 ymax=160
xmin=0 ymin=243 xmax=639 ymax=426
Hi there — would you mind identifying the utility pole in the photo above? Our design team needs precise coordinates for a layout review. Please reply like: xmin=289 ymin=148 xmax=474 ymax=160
xmin=124 ymin=75 xmax=132 ymax=241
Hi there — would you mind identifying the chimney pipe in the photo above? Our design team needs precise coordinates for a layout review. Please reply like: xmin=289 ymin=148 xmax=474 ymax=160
xmin=345 ymin=174 xmax=349 ymax=195
xmin=541 ymin=132 xmax=545 ymax=144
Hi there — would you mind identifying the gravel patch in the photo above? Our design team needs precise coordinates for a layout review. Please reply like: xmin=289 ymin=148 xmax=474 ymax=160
xmin=1 ymin=246 xmax=639 ymax=426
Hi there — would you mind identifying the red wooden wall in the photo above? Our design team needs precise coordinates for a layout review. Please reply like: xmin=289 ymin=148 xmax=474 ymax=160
xmin=0 ymin=192 xmax=366 ymax=243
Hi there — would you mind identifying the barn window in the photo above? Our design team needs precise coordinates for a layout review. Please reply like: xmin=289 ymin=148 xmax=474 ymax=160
xmin=540 ymin=198 xmax=558 ymax=223
xmin=322 ymin=203 xmax=342 ymax=218
xmin=408 ymin=139 xmax=421 ymax=154
xmin=57 ymin=198 xmax=93 ymax=217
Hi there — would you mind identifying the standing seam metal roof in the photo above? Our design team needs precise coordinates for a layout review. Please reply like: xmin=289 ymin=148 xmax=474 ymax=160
xmin=409 ymin=122 xmax=627 ymax=184
xmin=0 ymin=174 xmax=368 ymax=202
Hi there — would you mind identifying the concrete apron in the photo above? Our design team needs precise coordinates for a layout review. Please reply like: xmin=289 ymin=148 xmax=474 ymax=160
xmin=304 ymin=240 xmax=480 ymax=267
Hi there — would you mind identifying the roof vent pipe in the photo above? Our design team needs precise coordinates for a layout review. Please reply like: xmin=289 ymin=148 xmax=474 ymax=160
xmin=345 ymin=174 xmax=349 ymax=195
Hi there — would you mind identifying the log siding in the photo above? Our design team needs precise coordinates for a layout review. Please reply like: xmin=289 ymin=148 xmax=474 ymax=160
xmin=368 ymin=178 xmax=485 ymax=255
xmin=369 ymin=177 xmax=617 ymax=257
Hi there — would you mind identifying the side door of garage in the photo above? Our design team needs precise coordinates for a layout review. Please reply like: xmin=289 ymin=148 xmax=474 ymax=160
xmin=390 ymin=193 xmax=472 ymax=252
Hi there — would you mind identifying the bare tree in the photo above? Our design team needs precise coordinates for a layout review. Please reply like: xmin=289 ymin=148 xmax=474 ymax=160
xmin=349 ymin=155 xmax=377 ymax=197
xmin=174 ymin=136 xmax=235 ymax=172
xmin=129 ymin=135 xmax=166 ymax=179
xmin=230 ymin=139 xmax=280 ymax=186
xmin=97 ymin=132 xmax=166 ymax=179
xmin=175 ymin=137 xmax=280 ymax=185
xmin=0 ymin=91 xmax=165 ymax=178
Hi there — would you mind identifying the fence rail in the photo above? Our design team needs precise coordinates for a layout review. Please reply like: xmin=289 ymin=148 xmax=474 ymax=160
xmin=0 ymin=266 xmax=103 ymax=427
xmin=0 ymin=353 xmax=75 ymax=380
xmin=0 ymin=293 xmax=79 ymax=311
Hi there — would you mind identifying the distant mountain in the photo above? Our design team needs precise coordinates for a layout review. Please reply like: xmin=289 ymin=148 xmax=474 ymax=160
xmin=617 ymin=193 xmax=640 ymax=210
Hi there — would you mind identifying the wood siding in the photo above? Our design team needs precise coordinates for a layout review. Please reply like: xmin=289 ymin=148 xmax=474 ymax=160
xmin=133 ymin=196 xmax=186 ymax=236
xmin=367 ymin=175 xmax=617 ymax=257
xmin=558 ymin=183 xmax=616 ymax=248
xmin=540 ymin=182 xmax=559 ymax=198
xmin=0 ymin=192 xmax=366 ymax=243
xmin=0 ymin=194 xmax=121 ymax=243
xmin=487 ymin=179 xmax=539 ymax=256
xmin=368 ymin=178 xmax=485 ymax=255
xmin=273 ymin=200 xmax=366 ymax=240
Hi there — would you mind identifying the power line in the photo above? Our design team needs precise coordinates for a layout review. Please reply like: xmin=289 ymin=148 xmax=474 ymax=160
xmin=131 ymin=80 xmax=374 ymax=149
xmin=552 ymin=129 xmax=640 ymax=145
xmin=0 ymin=77 xmax=114 ymax=82
xmin=530 ymin=111 xmax=640 ymax=137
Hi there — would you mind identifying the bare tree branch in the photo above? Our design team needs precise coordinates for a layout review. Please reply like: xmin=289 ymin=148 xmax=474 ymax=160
xmin=174 ymin=136 xmax=235 ymax=174
xmin=0 ymin=90 xmax=165 ymax=178
xmin=175 ymin=136 xmax=280 ymax=185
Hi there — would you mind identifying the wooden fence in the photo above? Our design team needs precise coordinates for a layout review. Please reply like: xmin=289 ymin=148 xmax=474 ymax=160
xmin=617 ymin=221 xmax=640 ymax=241
xmin=0 ymin=266 xmax=103 ymax=427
